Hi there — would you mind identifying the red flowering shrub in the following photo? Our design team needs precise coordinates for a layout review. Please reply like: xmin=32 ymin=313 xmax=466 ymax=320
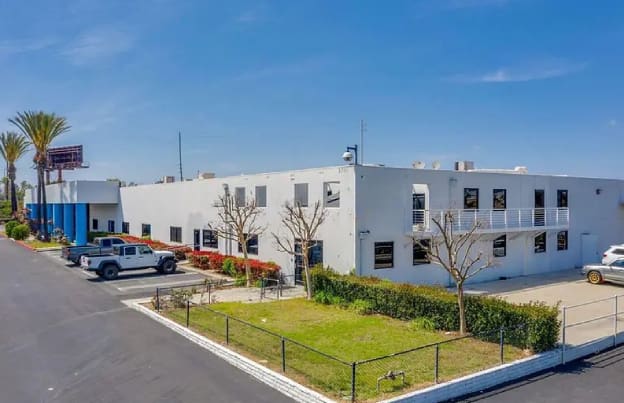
xmin=185 ymin=250 xmax=280 ymax=280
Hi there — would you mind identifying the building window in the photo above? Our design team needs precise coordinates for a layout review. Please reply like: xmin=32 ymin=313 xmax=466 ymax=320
xmin=412 ymin=193 xmax=426 ymax=225
xmin=374 ymin=241 xmax=394 ymax=269
xmin=493 ymin=235 xmax=506 ymax=257
xmin=202 ymin=229 xmax=218 ymax=248
xmin=92 ymin=219 xmax=99 ymax=230
xmin=557 ymin=231 xmax=568 ymax=251
xmin=235 ymin=187 xmax=246 ymax=207
xmin=170 ymin=226 xmax=182 ymax=243
xmin=324 ymin=182 xmax=341 ymax=208
xmin=255 ymin=186 xmax=267 ymax=207
xmin=122 ymin=222 xmax=130 ymax=234
xmin=295 ymin=240 xmax=323 ymax=283
xmin=141 ymin=224 xmax=151 ymax=238
xmin=534 ymin=190 xmax=545 ymax=226
xmin=534 ymin=232 xmax=546 ymax=253
xmin=413 ymin=239 xmax=430 ymax=265
xmin=107 ymin=220 xmax=115 ymax=233
xmin=493 ymin=189 xmax=506 ymax=209
xmin=464 ymin=188 xmax=479 ymax=209
xmin=238 ymin=234 xmax=258 ymax=255
xmin=557 ymin=190 xmax=568 ymax=208
xmin=294 ymin=183 xmax=309 ymax=207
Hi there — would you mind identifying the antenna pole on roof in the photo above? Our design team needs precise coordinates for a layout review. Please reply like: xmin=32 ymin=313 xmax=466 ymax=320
xmin=178 ymin=131 xmax=183 ymax=182
xmin=360 ymin=119 xmax=366 ymax=165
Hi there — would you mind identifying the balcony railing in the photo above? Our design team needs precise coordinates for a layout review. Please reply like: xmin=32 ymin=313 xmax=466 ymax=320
xmin=412 ymin=208 xmax=569 ymax=233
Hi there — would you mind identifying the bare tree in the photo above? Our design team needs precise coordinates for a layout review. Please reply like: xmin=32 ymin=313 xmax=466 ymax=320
xmin=413 ymin=211 xmax=495 ymax=335
xmin=272 ymin=201 xmax=327 ymax=300
xmin=208 ymin=193 xmax=265 ymax=287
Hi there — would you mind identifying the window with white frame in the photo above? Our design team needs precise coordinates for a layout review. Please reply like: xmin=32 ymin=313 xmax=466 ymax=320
xmin=324 ymin=182 xmax=340 ymax=208
xmin=235 ymin=187 xmax=246 ymax=207
xmin=294 ymin=183 xmax=309 ymax=207
xmin=255 ymin=185 xmax=267 ymax=207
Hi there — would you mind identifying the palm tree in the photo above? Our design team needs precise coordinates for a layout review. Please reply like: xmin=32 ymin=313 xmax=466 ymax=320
xmin=0 ymin=132 xmax=30 ymax=216
xmin=9 ymin=111 xmax=70 ymax=240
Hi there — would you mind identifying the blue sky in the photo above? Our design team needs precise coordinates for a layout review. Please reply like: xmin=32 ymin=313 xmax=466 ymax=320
xmin=1 ymin=0 xmax=623 ymax=184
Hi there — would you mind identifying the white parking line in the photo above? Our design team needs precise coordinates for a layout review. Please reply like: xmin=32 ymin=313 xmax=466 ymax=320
xmin=116 ymin=280 xmax=205 ymax=292
xmin=108 ymin=272 xmax=196 ymax=283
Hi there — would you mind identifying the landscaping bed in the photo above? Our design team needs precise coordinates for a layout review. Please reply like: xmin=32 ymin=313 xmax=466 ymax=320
xmin=160 ymin=298 xmax=526 ymax=401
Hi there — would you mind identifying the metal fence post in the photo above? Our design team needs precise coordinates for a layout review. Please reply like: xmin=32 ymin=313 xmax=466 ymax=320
xmin=226 ymin=316 xmax=230 ymax=345
xmin=499 ymin=328 xmax=504 ymax=364
xmin=614 ymin=296 xmax=618 ymax=346
xmin=351 ymin=362 xmax=356 ymax=403
xmin=562 ymin=306 xmax=567 ymax=364
xmin=156 ymin=288 xmax=160 ymax=312
xmin=186 ymin=300 xmax=190 ymax=328
xmin=281 ymin=337 xmax=286 ymax=373
xmin=434 ymin=344 xmax=439 ymax=384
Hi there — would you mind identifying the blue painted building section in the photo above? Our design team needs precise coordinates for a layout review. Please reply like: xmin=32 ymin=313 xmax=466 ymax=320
xmin=46 ymin=204 xmax=53 ymax=234
xmin=63 ymin=204 xmax=75 ymax=242
xmin=75 ymin=203 xmax=88 ymax=246
xmin=52 ymin=204 xmax=63 ymax=232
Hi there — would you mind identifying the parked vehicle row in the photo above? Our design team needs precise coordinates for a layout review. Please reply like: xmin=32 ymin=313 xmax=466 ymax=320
xmin=80 ymin=243 xmax=177 ymax=280
xmin=61 ymin=237 xmax=127 ymax=264
xmin=583 ymin=244 xmax=624 ymax=285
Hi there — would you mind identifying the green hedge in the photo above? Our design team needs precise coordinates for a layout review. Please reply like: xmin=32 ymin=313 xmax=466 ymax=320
xmin=5 ymin=220 xmax=19 ymax=237
xmin=10 ymin=224 xmax=30 ymax=240
xmin=311 ymin=269 xmax=560 ymax=352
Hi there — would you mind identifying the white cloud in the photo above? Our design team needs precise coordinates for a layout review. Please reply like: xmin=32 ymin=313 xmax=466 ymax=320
xmin=62 ymin=28 xmax=135 ymax=66
xmin=449 ymin=60 xmax=586 ymax=83
xmin=230 ymin=57 xmax=332 ymax=82
xmin=0 ymin=37 xmax=57 ymax=57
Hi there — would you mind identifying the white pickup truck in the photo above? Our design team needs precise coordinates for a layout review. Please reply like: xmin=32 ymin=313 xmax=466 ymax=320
xmin=81 ymin=243 xmax=177 ymax=280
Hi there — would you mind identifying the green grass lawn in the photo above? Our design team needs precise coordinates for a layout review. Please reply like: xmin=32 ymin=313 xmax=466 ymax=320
xmin=164 ymin=299 xmax=526 ymax=401
xmin=23 ymin=239 xmax=63 ymax=249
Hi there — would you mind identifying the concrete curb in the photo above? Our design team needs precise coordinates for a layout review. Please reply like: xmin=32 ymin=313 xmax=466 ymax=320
xmin=123 ymin=299 xmax=335 ymax=403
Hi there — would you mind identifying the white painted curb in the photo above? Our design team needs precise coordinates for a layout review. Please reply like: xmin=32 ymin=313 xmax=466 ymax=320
xmin=123 ymin=299 xmax=335 ymax=403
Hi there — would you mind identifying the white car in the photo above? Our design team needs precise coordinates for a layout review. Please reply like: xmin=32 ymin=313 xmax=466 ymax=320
xmin=602 ymin=245 xmax=624 ymax=265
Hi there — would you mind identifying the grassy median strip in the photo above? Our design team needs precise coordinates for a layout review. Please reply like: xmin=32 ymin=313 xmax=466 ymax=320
xmin=164 ymin=299 xmax=525 ymax=401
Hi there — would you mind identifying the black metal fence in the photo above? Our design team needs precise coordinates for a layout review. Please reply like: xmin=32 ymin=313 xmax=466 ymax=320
xmin=153 ymin=286 xmax=527 ymax=402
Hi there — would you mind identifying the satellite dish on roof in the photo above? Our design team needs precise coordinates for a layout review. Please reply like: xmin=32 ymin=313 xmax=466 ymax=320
xmin=412 ymin=161 xmax=425 ymax=169
xmin=432 ymin=161 xmax=441 ymax=170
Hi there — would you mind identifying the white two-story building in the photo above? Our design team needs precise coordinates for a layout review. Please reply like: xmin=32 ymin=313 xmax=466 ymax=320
xmin=26 ymin=163 xmax=624 ymax=286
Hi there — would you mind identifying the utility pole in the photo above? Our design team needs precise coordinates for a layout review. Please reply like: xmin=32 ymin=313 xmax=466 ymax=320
xmin=178 ymin=131 xmax=183 ymax=182
xmin=360 ymin=119 xmax=366 ymax=165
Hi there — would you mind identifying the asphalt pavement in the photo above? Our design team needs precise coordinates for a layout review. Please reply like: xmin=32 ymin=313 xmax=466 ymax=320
xmin=450 ymin=345 xmax=624 ymax=403
xmin=0 ymin=237 xmax=293 ymax=403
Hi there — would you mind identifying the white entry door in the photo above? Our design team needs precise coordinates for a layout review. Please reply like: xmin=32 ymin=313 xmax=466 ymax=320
xmin=581 ymin=234 xmax=599 ymax=266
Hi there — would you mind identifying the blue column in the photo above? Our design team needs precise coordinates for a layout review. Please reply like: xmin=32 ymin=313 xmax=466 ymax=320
xmin=53 ymin=204 xmax=63 ymax=233
xmin=63 ymin=204 xmax=75 ymax=242
xmin=75 ymin=203 xmax=88 ymax=246
xmin=46 ymin=204 xmax=53 ymax=234
xmin=25 ymin=203 xmax=32 ymax=219
xmin=30 ymin=203 xmax=38 ymax=223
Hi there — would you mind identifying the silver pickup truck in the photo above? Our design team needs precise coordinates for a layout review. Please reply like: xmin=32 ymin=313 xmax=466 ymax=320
xmin=81 ymin=243 xmax=177 ymax=280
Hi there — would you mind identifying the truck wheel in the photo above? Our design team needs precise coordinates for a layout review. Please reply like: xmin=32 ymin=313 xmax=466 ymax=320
xmin=101 ymin=264 xmax=119 ymax=281
xmin=161 ymin=259 xmax=177 ymax=275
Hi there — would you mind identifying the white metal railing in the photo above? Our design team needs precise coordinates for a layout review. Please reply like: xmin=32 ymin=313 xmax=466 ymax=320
xmin=412 ymin=208 xmax=569 ymax=233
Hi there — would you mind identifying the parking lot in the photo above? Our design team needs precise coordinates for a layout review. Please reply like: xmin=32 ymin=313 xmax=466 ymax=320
xmin=465 ymin=269 xmax=624 ymax=346
xmin=40 ymin=249 xmax=211 ymax=298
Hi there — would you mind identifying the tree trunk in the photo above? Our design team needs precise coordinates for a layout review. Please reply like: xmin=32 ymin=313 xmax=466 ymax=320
xmin=36 ymin=168 xmax=42 ymax=235
xmin=39 ymin=164 xmax=49 ymax=241
xmin=9 ymin=163 xmax=17 ymax=215
xmin=303 ymin=246 xmax=312 ymax=300
xmin=457 ymin=283 xmax=467 ymax=335
xmin=241 ymin=241 xmax=252 ymax=287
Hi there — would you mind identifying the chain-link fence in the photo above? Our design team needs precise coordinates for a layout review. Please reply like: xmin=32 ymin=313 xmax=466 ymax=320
xmin=154 ymin=286 xmax=527 ymax=402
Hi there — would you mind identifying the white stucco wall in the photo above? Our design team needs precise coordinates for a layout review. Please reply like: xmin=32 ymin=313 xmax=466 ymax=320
xmin=353 ymin=166 xmax=624 ymax=286
xmin=117 ymin=166 xmax=357 ymax=277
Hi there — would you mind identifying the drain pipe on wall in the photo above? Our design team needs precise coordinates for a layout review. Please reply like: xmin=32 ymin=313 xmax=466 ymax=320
xmin=358 ymin=230 xmax=370 ymax=276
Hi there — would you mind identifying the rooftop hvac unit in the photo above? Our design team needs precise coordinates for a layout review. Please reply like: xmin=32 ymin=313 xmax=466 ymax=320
xmin=412 ymin=161 xmax=426 ymax=169
xmin=454 ymin=161 xmax=475 ymax=171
